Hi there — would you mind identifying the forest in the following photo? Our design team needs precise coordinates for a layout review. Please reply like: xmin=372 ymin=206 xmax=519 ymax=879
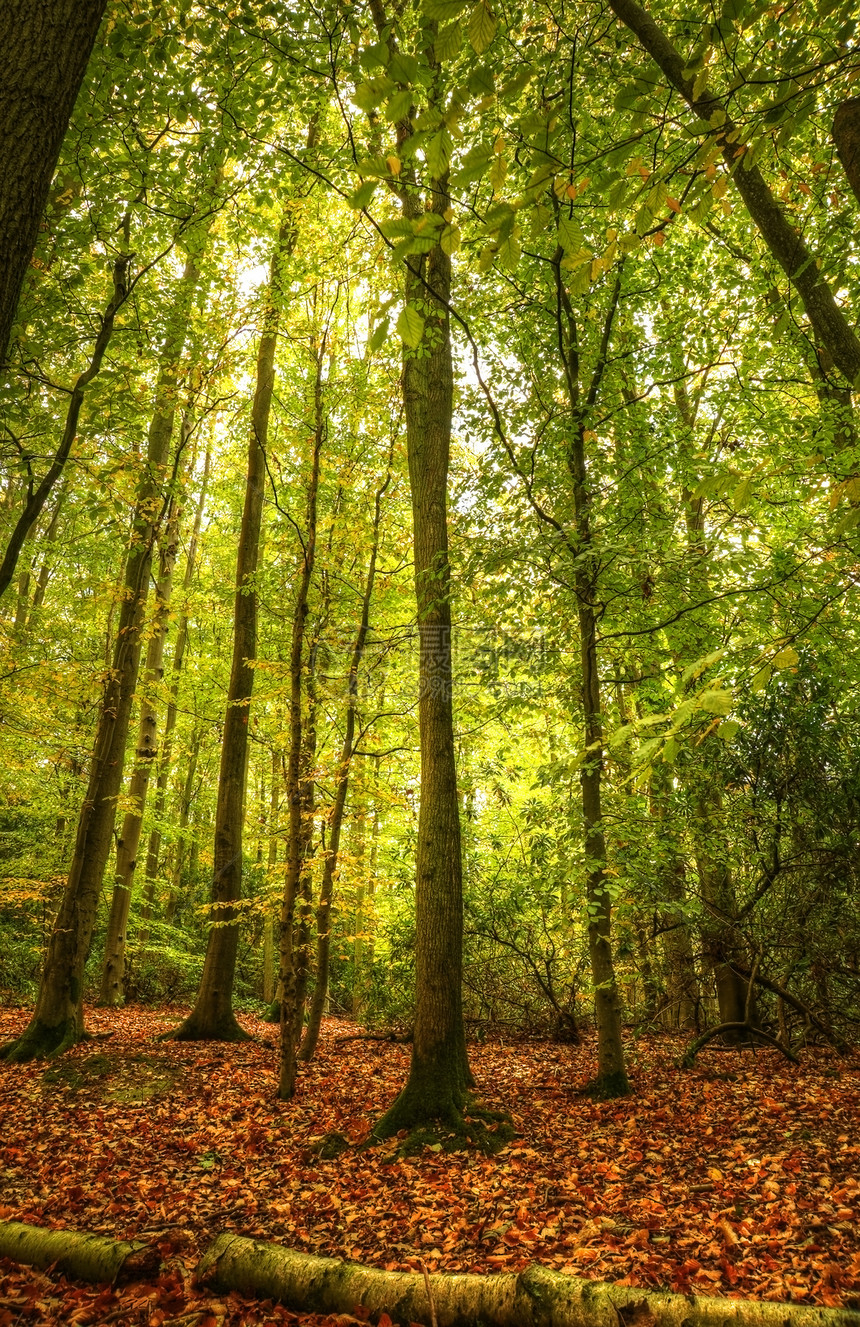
xmin=0 ymin=0 xmax=859 ymax=1322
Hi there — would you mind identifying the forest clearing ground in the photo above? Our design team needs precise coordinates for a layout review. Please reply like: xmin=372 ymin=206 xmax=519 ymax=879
xmin=0 ymin=1005 xmax=858 ymax=1326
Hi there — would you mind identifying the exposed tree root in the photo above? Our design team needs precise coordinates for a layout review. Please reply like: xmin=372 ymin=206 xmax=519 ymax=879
xmin=158 ymin=1013 xmax=252 ymax=1044
xmin=584 ymin=1070 xmax=632 ymax=1100
xmin=368 ymin=1089 xmax=513 ymax=1157
xmin=197 ymin=1234 xmax=860 ymax=1327
xmin=0 ymin=1220 xmax=160 ymax=1284
xmin=0 ymin=1016 xmax=81 ymax=1063
xmin=680 ymin=1021 xmax=799 ymax=1069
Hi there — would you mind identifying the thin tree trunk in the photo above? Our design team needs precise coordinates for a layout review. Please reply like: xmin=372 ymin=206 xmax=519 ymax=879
xmin=0 ymin=0 xmax=108 ymax=362
xmin=163 ymin=736 xmax=200 ymax=925
xmin=97 ymin=482 xmax=184 ymax=1005
xmin=554 ymin=254 xmax=629 ymax=1098
xmin=167 ymin=218 xmax=294 ymax=1044
xmin=300 ymin=465 xmax=391 ymax=1063
xmin=277 ymin=346 xmax=324 ymax=1099
xmin=261 ymin=746 xmax=280 ymax=1004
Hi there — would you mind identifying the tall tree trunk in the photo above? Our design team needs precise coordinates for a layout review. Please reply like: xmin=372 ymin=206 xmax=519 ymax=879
xmin=369 ymin=28 xmax=472 ymax=1131
xmin=0 ymin=0 xmax=108 ymax=363
xmin=138 ymin=446 xmax=211 ymax=944
xmin=277 ymin=346 xmax=324 ymax=1099
xmin=97 ymin=480 xmax=184 ymax=1005
xmin=167 ymin=218 xmax=294 ymax=1044
xmin=554 ymin=254 xmax=629 ymax=1098
xmin=300 ymin=465 xmax=391 ymax=1063
xmin=0 ymin=255 xmax=194 ymax=1061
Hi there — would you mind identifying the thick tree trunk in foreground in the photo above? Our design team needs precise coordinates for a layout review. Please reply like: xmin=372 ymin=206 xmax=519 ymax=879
xmin=0 ymin=1221 xmax=158 ymax=1285
xmin=198 ymin=1235 xmax=860 ymax=1327
xmin=607 ymin=0 xmax=860 ymax=386
xmin=0 ymin=0 xmax=108 ymax=364
xmin=168 ymin=227 xmax=291 ymax=1045
xmin=370 ymin=172 xmax=472 ymax=1131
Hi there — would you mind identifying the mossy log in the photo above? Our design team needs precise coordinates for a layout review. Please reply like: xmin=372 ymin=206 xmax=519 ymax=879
xmin=0 ymin=1220 xmax=160 ymax=1284
xmin=197 ymin=1235 xmax=860 ymax=1327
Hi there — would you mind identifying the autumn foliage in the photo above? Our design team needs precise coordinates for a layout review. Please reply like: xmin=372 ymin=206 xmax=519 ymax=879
xmin=0 ymin=1007 xmax=858 ymax=1325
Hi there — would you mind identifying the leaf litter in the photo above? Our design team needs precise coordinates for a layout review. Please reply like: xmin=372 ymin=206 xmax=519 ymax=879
xmin=0 ymin=1006 xmax=858 ymax=1325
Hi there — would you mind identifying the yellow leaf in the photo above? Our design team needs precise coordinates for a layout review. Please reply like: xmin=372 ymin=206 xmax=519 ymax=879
xmin=386 ymin=155 xmax=401 ymax=176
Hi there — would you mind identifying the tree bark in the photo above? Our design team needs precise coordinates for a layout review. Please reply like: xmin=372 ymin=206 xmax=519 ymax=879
xmin=0 ymin=1220 xmax=158 ymax=1285
xmin=197 ymin=1235 xmax=860 ymax=1327
xmin=0 ymin=0 xmax=108 ymax=363
xmin=607 ymin=0 xmax=860 ymax=386
xmin=553 ymin=255 xmax=629 ymax=1098
xmin=833 ymin=98 xmax=860 ymax=209
xmin=367 ymin=28 xmax=473 ymax=1129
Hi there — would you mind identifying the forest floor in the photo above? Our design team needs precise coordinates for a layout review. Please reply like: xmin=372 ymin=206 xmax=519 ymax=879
xmin=0 ymin=1005 xmax=858 ymax=1326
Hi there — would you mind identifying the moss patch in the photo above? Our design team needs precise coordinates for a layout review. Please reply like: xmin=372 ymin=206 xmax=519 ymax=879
xmin=41 ymin=1051 xmax=179 ymax=1102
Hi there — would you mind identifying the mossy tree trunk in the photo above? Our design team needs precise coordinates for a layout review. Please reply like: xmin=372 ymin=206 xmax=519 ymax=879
xmin=98 ymin=483 xmax=183 ymax=1005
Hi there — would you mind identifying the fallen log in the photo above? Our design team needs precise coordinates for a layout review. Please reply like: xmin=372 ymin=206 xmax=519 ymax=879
xmin=0 ymin=1220 xmax=160 ymax=1284
xmin=197 ymin=1235 xmax=860 ymax=1327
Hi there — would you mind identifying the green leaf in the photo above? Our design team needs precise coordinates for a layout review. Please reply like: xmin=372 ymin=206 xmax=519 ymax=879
xmin=435 ymin=19 xmax=462 ymax=61
xmin=696 ymin=689 xmax=733 ymax=716
xmin=468 ymin=0 xmax=497 ymax=54
xmin=717 ymin=719 xmax=741 ymax=742
xmin=388 ymin=52 xmax=420 ymax=85
xmin=354 ymin=78 xmax=394 ymax=113
xmin=497 ymin=228 xmax=521 ymax=270
xmin=422 ymin=0 xmax=468 ymax=16
xmin=348 ymin=179 xmax=379 ymax=209
xmin=368 ymin=316 xmax=390 ymax=353
xmin=440 ymin=224 xmax=461 ymax=255
xmin=450 ymin=143 xmax=493 ymax=186
xmin=397 ymin=304 xmax=425 ymax=348
xmin=772 ymin=646 xmax=799 ymax=669
xmin=425 ymin=126 xmax=453 ymax=178
xmin=385 ymin=89 xmax=413 ymax=122
xmin=732 ymin=475 xmax=753 ymax=509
